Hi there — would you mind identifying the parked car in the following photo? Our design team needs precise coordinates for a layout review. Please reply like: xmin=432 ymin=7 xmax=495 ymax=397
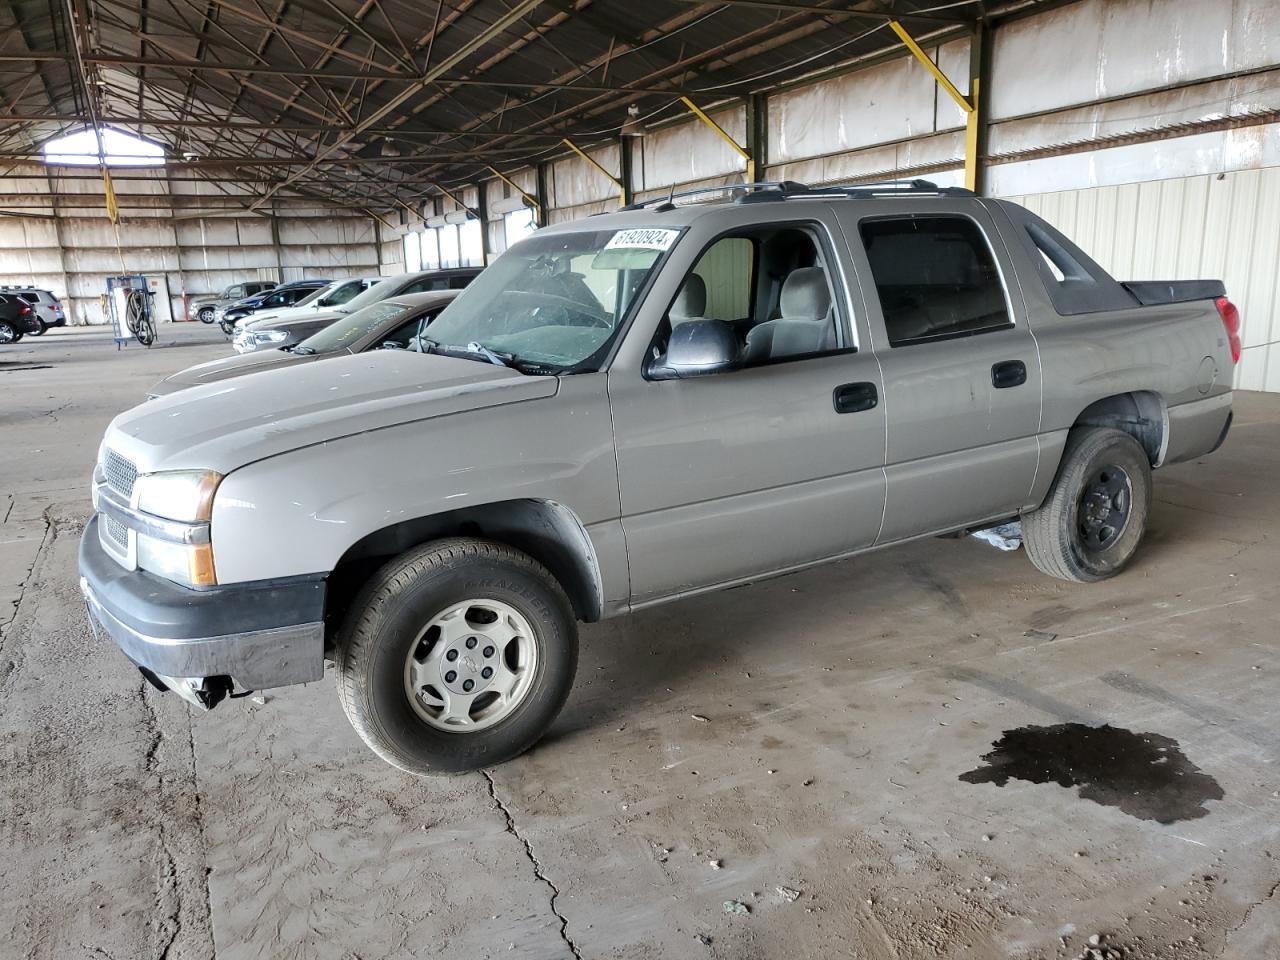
xmin=0 ymin=292 xmax=44 ymax=343
xmin=233 ymin=270 xmax=479 ymax=353
xmin=217 ymin=279 xmax=331 ymax=332
xmin=190 ymin=281 xmax=277 ymax=324
xmin=80 ymin=181 xmax=1237 ymax=777
xmin=231 ymin=277 xmax=381 ymax=330
xmin=0 ymin=286 xmax=66 ymax=333
xmin=148 ymin=291 xmax=460 ymax=397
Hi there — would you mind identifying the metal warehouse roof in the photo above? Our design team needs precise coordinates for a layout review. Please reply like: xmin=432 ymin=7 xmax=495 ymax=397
xmin=0 ymin=0 xmax=1056 ymax=212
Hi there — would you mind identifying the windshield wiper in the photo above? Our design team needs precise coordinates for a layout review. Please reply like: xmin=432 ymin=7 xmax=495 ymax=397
xmin=420 ymin=338 xmax=555 ymax=376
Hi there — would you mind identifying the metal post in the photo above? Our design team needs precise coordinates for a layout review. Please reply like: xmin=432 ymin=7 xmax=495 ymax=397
xmin=476 ymin=182 xmax=491 ymax=264
xmin=619 ymin=136 xmax=635 ymax=207
xmin=535 ymin=162 xmax=551 ymax=227
xmin=966 ymin=21 xmax=990 ymax=196
xmin=746 ymin=93 xmax=768 ymax=184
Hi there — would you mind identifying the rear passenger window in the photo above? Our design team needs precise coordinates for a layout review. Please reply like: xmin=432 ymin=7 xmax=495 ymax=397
xmin=859 ymin=216 xmax=1010 ymax=347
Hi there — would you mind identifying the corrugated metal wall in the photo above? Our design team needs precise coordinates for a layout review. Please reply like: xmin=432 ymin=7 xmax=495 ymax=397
xmin=1008 ymin=167 xmax=1280 ymax=392
xmin=0 ymin=164 xmax=381 ymax=325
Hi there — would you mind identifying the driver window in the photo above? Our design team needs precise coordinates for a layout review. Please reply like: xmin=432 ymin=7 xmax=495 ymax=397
xmin=652 ymin=224 xmax=844 ymax=372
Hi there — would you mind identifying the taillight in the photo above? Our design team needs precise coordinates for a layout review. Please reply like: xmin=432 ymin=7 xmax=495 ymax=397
xmin=19 ymin=306 xmax=30 ymax=315
xmin=1215 ymin=296 xmax=1241 ymax=365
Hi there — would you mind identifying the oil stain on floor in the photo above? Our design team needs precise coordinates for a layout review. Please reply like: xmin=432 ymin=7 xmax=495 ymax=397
xmin=960 ymin=723 xmax=1223 ymax=823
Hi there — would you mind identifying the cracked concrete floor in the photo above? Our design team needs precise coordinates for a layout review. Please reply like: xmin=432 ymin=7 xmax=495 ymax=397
xmin=2 ymin=325 xmax=1278 ymax=960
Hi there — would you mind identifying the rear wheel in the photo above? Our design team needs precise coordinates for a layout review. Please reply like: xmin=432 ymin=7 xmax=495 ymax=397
xmin=1023 ymin=427 xmax=1152 ymax=582
xmin=31 ymin=319 xmax=48 ymax=336
xmin=335 ymin=538 xmax=578 ymax=775
xmin=0 ymin=320 xmax=16 ymax=343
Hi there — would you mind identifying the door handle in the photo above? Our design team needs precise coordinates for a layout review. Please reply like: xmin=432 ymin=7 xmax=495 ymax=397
xmin=991 ymin=360 xmax=1027 ymax=389
xmin=833 ymin=381 xmax=878 ymax=414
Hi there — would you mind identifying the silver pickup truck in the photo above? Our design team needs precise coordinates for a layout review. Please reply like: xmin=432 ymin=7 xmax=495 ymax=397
xmin=79 ymin=180 xmax=1238 ymax=775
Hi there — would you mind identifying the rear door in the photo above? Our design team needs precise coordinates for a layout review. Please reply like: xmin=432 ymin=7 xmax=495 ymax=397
xmin=836 ymin=203 xmax=1043 ymax=542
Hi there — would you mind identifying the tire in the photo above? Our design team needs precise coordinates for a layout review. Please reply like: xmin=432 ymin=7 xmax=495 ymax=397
xmin=1023 ymin=427 xmax=1152 ymax=583
xmin=198 ymin=307 xmax=215 ymax=323
xmin=0 ymin=320 xmax=15 ymax=343
xmin=31 ymin=319 xmax=48 ymax=336
xmin=335 ymin=538 xmax=578 ymax=775
xmin=219 ymin=319 xmax=235 ymax=336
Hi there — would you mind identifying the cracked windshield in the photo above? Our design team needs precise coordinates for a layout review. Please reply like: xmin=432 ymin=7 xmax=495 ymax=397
xmin=422 ymin=226 xmax=680 ymax=371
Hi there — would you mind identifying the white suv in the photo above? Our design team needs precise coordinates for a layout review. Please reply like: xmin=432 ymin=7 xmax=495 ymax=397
xmin=0 ymin=286 xmax=66 ymax=333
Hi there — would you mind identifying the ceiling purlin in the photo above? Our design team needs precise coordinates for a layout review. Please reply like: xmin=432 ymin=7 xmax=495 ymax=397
xmin=172 ymin=0 xmax=357 ymax=126
xmin=173 ymin=0 xmax=219 ymax=155
xmin=93 ymin=0 xmax=349 ymax=132
xmin=1 ymin=0 xmax=71 ymax=123
xmin=239 ymin=0 xmax=357 ymax=125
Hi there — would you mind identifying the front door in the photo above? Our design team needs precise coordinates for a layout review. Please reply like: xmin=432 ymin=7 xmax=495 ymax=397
xmin=608 ymin=213 xmax=888 ymax=605
xmin=837 ymin=205 xmax=1043 ymax=543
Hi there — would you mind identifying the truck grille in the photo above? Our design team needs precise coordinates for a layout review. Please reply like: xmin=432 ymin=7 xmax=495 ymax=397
xmin=103 ymin=449 xmax=138 ymax=498
xmin=103 ymin=513 xmax=129 ymax=548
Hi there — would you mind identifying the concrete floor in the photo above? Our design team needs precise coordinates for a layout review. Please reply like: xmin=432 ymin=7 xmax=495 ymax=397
xmin=2 ymin=323 xmax=1277 ymax=960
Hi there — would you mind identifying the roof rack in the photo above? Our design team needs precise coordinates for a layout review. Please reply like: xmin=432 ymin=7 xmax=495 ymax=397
xmin=620 ymin=179 xmax=974 ymax=212
xmin=736 ymin=179 xmax=975 ymax=203
xmin=620 ymin=181 xmax=804 ymax=211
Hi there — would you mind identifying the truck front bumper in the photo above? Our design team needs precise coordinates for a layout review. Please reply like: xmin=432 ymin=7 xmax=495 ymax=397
xmin=79 ymin=515 xmax=326 ymax=707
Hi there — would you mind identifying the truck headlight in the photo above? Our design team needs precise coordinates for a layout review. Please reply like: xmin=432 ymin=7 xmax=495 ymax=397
xmin=136 ymin=535 xmax=217 ymax=587
xmin=135 ymin=470 xmax=222 ymax=523
xmin=133 ymin=470 xmax=222 ymax=586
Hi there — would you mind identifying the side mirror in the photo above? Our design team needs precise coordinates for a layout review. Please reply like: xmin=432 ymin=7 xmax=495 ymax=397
xmin=648 ymin=319 xmax=739 ymax=380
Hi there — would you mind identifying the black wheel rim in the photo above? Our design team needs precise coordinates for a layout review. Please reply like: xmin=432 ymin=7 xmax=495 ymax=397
xmin=1077 ymin=464 xmax=1132 ymax=551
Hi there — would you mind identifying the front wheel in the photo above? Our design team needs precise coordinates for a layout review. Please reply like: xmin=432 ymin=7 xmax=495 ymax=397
xmin=335 ymin=538 xmax=578 ymax=775
xmin=1023 ymin=427 xmax=1152 ymax=583
xmin=198 ymin=307 xmax=215 ymax=323
xmin=219 ymin=319 xmax=235 ymax=336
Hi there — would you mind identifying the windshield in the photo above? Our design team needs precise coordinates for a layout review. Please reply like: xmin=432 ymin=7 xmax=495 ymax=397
xmin=296 ymin=300 xmax=412 ymax=354
xmin=424 ymin=227 xmax=677 ymax=371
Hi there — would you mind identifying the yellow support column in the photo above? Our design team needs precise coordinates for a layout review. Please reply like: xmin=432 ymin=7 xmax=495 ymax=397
xmin=888 ymin=20 xmax=982 ymax=193
xmin=964 ymin=78 xmax=981 ymax=193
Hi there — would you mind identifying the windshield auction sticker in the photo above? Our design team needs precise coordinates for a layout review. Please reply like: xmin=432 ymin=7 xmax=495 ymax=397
xmin=605 ymin=228 xmax=680 ymax=252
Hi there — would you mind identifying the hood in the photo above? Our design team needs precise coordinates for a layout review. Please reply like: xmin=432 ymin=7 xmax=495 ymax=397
xmin=108 ymin=351 xmax=558 ymax=474
xmin=148 ymin=348 xmax=322 ymax=397
xmin=243 ymin=307 xmax=344 ymax=331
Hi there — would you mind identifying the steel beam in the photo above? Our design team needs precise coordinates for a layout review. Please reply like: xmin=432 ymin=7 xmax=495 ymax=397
xmin=665 ymin=0 xmax=968 ymax=24
xmin=681 ymin=95 xmax=753 ymax=182
xmin=562 ymin=137 xmax=624 ymax=207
